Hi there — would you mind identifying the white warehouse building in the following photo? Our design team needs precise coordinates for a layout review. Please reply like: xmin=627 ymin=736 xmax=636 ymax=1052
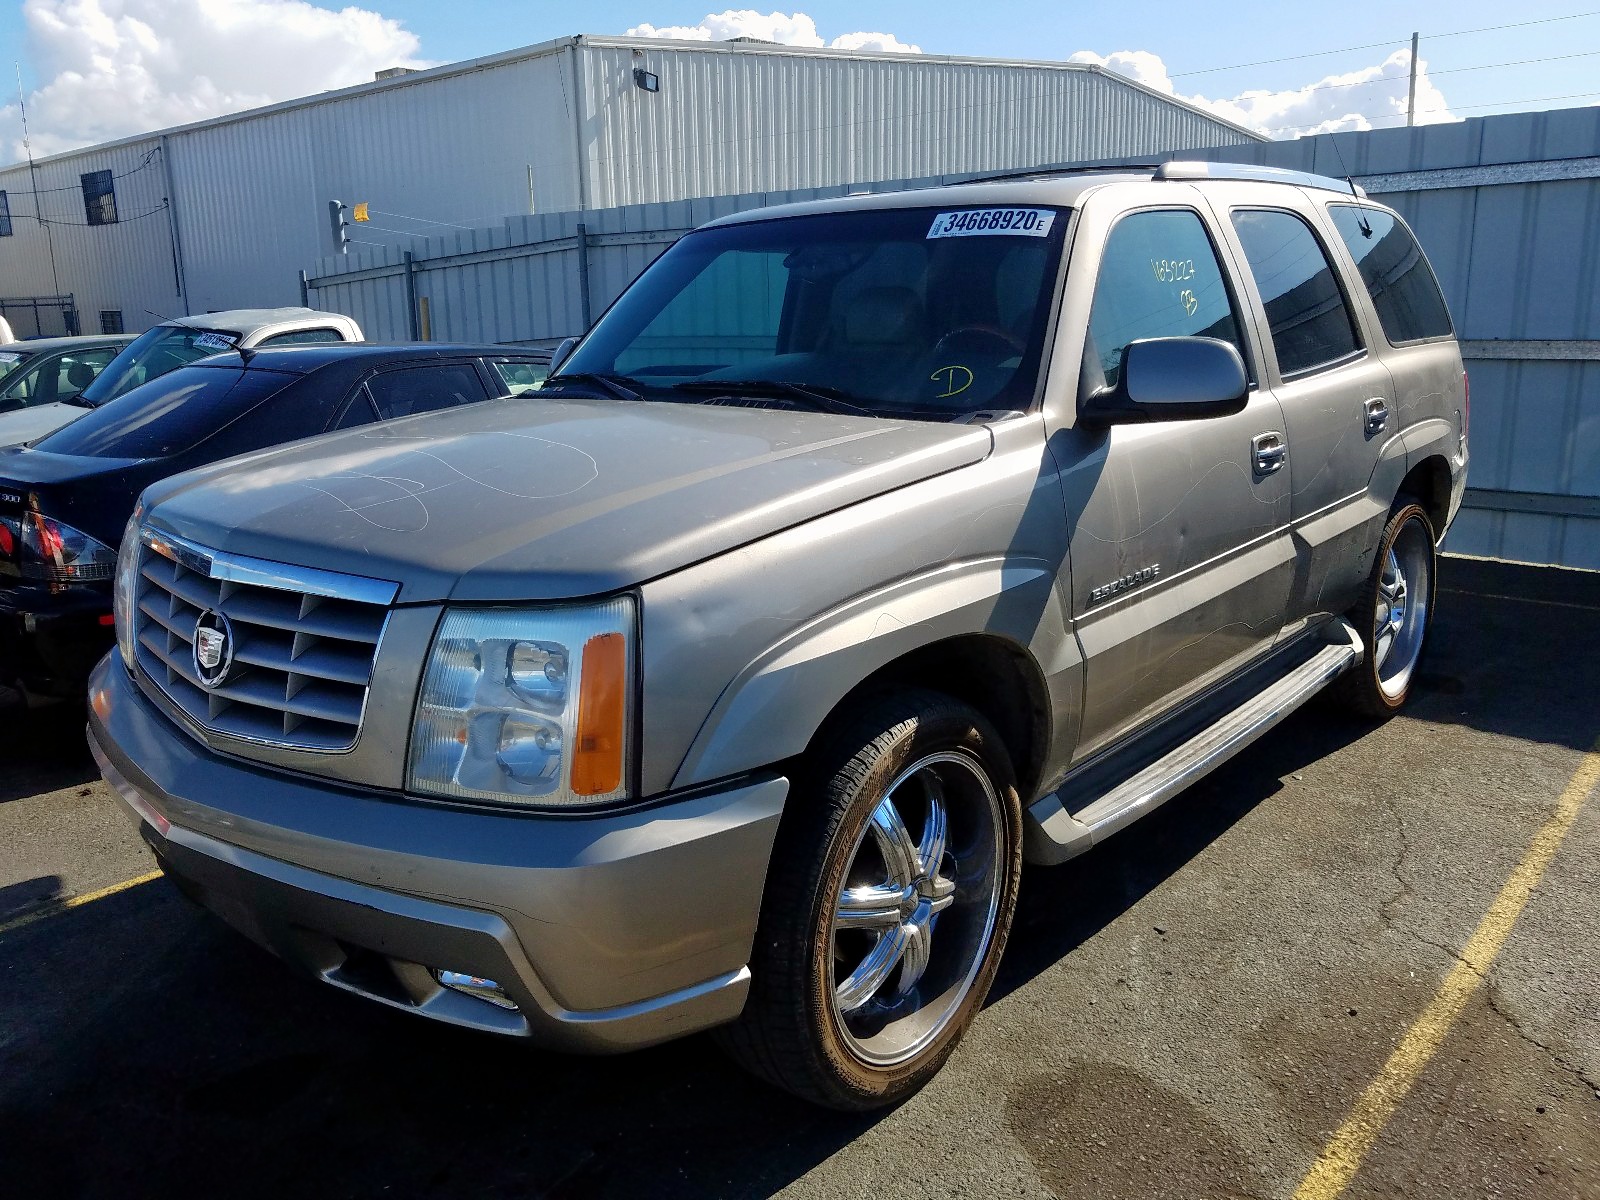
xmin=0 ymin=33 xmax=1259 ymax=337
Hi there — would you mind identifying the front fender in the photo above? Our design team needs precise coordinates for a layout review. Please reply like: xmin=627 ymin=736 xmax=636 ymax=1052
xmin=670 ymin=557 xmax=1071 ymax=791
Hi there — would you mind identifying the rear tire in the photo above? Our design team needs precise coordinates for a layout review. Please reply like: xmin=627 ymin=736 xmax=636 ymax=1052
xmin=718 ymin=688 xmax=1022 ymax=1110
xmin=1333 ymin=499 xmax=1437 ymax=717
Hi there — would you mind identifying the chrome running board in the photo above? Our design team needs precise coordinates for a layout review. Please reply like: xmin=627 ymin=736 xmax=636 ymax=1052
xmin=1024 ymin=619 xmax=1364 ymax=866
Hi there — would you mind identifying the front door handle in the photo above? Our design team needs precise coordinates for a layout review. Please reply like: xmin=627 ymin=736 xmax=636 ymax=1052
xmin=1252 ymin=431 xmax=1286 ymax=474
xmin=1364 ymin=397 xmax=1390 ymax=435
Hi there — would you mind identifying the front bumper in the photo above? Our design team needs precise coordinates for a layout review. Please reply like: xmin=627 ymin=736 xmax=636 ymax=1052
xmin=0 ymin=583 xmax=113 ymax=699
xmin=88 ymin=653 xmax=787 ymax=1052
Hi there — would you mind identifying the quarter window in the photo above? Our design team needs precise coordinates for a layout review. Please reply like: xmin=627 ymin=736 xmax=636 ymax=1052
xmin=1328 ymin=205 xmax=1453 ymax=344
xmin=1231 ymin=209 xmax=1360 ymax=378
xmin=1084 ymin=208 xmax=1250 ymax=394
xmin=81 ymin=170 xmax=118 ymax=226
xmin=492 ymin=359 xmax=549 ymax=395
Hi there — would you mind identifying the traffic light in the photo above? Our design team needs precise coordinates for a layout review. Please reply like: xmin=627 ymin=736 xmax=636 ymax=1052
xmin=327 ymin=199 xmax=349 ymax=254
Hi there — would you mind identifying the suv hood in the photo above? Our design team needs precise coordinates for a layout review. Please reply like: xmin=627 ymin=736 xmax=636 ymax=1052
xmin=144 ymin=395 xmax=992 ymax=602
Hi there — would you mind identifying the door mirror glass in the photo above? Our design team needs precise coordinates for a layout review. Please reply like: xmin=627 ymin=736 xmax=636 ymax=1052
xmin=1083 ymin=336 xmax=1248 ymax=425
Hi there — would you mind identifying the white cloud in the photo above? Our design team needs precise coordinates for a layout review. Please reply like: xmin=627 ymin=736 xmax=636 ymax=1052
xmin=627 ymin=9 xmax=920 ymax=54
xmin=1069 ymin=47 xmax=1456 ymax=138
xmin=2 ymin=0 xmax=428 ymax=160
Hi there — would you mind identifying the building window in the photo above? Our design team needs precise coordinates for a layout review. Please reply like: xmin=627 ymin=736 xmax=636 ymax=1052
xmin=81 ymin=170 xmax=118 ymax=225
xmin=0 ymin=191 xmax=12 ymax=237
xmin=99 ymin=310 xmax=124 ymax=334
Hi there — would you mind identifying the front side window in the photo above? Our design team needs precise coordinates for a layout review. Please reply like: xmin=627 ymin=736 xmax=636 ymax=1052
xmin=81 ymin=170 xmax=117 ymax=225
xmin=561 ymin=205 xmax=1070 ymax=418
xmin=1231 ymin=209 xmax=1361 ymax=378
xmin=492 ymin=359 xmax=549 ymax=395
xmin=1083 ymin=208 xmax=1249 ymax=394
xmin=1328 ymin=205 xmax=1453 ymax=344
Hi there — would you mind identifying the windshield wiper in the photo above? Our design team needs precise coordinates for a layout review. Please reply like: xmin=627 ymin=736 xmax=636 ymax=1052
xmin=673 ymin=379 xmax=871 ymax=417
xmin=542 ymin=371 xmax=643 ymax=403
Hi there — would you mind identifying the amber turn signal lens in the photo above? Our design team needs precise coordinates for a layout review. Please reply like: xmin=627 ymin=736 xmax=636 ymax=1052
xmin=571 ymin=632 xmax=626 ymax=796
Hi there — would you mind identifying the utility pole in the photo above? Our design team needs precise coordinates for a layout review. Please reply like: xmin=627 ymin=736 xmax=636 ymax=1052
xmin=1406 ymin=31 xmax=1420 ymax=127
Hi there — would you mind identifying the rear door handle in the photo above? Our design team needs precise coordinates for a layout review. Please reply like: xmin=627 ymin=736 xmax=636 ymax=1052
xmin=1364 ymin=397 xmax=1390 ymax=434
xmin=1252 ymin=431 xmax=1286 ymax=474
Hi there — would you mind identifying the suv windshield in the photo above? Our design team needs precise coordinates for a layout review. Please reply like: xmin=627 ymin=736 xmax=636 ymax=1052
xmin=35 ymin=365 xmax=292 ymax=459
xmin=556 ymin=205 xmax=1069 ymax=419
xmin=78 ymin=324 xmax=242 ymax=407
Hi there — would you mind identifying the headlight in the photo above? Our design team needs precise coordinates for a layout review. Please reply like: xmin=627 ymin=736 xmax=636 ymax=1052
xmin=408 ymin=598 xmax=635 ymax=808
xmin=112 ymin=508 xmax=143 ymax=670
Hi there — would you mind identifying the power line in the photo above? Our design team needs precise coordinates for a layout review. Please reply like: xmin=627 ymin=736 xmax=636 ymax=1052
xmin=1169 ymin=9 xmax=1600 ymax=78
xmin=1249 ymin=45 xmax=1600 ymax=103
xmin=1259 ymin=88 xmax=1600 ymax=135
xmin=13 ymin=146 xmax=162 ymax=192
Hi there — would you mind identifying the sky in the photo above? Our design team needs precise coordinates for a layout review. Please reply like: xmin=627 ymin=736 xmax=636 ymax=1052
xmin=1 ymin=1 xmax=1598 ymax=161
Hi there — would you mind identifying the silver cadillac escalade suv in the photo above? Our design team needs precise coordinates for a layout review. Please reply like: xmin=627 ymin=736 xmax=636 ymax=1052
xmin=90 ymin=163 xmax=1467 ymax=1110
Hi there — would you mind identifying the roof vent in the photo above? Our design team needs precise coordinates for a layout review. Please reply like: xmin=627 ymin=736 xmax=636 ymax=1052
xmin=375 ymin=67 xmax=418 ymax=81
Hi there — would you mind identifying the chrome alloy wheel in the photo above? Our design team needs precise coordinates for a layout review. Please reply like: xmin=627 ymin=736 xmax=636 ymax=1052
xmin=827 ymin=750 xmax=1004 ymax=1067
xmin=1373 ymin=516 xmax=1433 ymax=701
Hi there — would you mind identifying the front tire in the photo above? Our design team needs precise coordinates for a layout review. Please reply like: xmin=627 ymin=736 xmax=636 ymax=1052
xmin=1335 ymin=499 xmax=1437 ymax=716
xmin=719 ymin=689 xmax=1023 ymax=1110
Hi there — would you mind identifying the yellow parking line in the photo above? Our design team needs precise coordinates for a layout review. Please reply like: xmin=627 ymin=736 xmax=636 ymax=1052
xmin=0 ymin=869 xmax=163 ymax=938
xmin=1291 ymin=736 xmax=1600 ymax=1200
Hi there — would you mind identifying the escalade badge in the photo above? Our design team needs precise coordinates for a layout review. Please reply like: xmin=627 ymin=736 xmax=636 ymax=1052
xmin=192 ymin=610 xmax=236 ymax=688
xmin=1088 ymin=565 xmax=1161 ymax=607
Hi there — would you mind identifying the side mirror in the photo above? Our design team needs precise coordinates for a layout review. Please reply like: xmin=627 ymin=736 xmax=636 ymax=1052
xmin=1081 ymin=336 xmax=1249 ymax=426
xmin=549 ymin=336 xmax=579 ymax=374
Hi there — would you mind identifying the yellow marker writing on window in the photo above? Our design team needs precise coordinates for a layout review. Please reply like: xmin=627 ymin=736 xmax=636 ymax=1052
xmin=931 ymin=365 xmax=973 ymax=398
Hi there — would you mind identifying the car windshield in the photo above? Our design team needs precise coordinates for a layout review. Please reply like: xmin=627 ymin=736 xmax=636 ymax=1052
xmin=77 ymin=324 xmax=242 ymax=407
xmin=34 ymin=365 xmax=292 ymax=459
xmin=555 ymin=205 xmax=1070 ymax=419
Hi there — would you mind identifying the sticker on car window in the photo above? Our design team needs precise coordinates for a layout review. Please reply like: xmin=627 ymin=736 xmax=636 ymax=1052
xmin=0 ymin=353 xmax=22 ymax=367
xmin=192 ymin=332 xmax=238 ymax=353
xmin=927 ymin=209 xmax=1056 ymax=239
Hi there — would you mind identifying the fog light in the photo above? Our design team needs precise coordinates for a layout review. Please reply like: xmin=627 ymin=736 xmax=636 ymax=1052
xmin=435 ymin=969 xmax=518 ymax=1010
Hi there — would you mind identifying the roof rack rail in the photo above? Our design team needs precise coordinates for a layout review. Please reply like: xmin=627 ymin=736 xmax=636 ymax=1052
xmin=1154 ymin=160 xmax=1366 ymax=197
xmin=959 ymin=163 xmax=1163 ymax=185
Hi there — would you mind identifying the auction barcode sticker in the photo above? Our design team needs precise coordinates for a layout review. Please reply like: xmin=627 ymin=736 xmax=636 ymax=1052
xmin=927 ymin=208 xmax=1056 ymax=239
xmin=192 ymin=332 xmax=239 ymax=353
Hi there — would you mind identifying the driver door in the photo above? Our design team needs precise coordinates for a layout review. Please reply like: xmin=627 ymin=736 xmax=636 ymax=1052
xmin=1053 ymin=199 xmax=1295 ymax=763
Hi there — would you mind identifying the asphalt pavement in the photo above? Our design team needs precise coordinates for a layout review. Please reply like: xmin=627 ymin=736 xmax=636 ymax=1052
xmin=1 ymin=555 xmax=1596 ymax=1199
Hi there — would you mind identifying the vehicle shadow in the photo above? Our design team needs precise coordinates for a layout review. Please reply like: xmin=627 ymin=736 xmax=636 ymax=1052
xmin=0 ymin=703 xmax=96 ymax=803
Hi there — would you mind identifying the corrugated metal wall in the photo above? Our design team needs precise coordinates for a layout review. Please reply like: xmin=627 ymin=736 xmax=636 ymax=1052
xmin=578 ymin=41 xmax=1256 ymax=209
xmin=0 ymin=35 xmax=1255 ymax=334
xmin=0 ymin=137 xmax=182 ymax=334
xmin=1109 ymin=107 xmax=1600 ymax=570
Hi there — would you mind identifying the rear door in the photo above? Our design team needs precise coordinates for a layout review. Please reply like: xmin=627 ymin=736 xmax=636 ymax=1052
xmin=1055 ymin=191 xmax=1294 ymax=762
xmin=1208 ymin=189 xmax=1396 ymax=631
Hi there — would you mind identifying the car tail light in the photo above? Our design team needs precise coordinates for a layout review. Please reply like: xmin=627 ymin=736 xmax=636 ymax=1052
xmin=15 ymin=513 xmax=118 ymax=587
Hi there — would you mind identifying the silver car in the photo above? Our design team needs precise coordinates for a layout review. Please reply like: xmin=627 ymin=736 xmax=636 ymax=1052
xmin=90 ymin=163 xmax=1467 ymax=1110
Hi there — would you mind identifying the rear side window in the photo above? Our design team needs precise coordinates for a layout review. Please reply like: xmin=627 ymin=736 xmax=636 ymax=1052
xmin=1328 ymin=206 xmax=1453 ymax=344
xmin=365 ymin=364 xmax=490 ymax=421
xmin=1084 ymin=208 xmax=1250 ymax=393
xmin=255 ymin=327 xmax=345 ymax=347
xmin=1231 ymin=209 xmax=1361 ymax=378
xmin=33 ymin=367 xmax=292 ymax=458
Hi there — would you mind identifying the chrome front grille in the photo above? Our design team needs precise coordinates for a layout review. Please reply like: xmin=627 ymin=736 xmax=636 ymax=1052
xmin=131 ymin=530 xmax=397 ymax=751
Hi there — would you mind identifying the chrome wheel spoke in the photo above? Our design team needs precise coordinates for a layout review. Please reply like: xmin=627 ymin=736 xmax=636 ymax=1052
xmin=896 ymin=922 xmax=932 ymax=995
xmin=867 ymin=796 xmax=919 ymax=887
xmin=835 ymin=923 xmax=910 ymax=1012
xmin=917 ymin=773 xmax=948 ymax=877
xmin=836 ymin=882 xmax=908 ymax=931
